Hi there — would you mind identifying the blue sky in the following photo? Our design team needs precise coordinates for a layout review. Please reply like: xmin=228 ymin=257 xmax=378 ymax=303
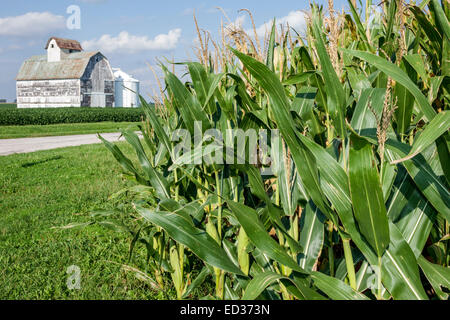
xmin=0 ymin=0 xmax=349 ymax=101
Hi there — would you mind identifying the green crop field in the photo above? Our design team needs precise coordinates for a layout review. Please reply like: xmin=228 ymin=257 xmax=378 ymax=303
xmin=0 ymin=107 xmax=145 ymax=126
xmin=88 ymin=0 xmax=449 ymax=300
xmin=0 ymin=104 xmax=16 ymax=109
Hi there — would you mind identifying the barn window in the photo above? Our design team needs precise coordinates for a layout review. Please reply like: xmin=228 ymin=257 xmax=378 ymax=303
xmin=51 ymin=44 xmax=54 ymax=48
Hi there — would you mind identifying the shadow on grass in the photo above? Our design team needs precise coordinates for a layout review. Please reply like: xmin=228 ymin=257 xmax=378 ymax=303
xmin=21 ymin=155 xmax=63 ymax=168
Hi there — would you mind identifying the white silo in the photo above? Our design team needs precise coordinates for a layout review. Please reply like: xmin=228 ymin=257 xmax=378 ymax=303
xmin=113 ymin=68 xmax=140 ymax=108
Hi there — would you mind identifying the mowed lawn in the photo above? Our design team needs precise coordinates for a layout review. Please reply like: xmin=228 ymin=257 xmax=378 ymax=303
xmin=0 ymin=142 xmax=170 ymax=299
xmin=0 ymin=122 xmax=140 ymax=139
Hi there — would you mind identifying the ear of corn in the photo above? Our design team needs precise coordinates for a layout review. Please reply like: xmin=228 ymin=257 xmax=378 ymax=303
xmin=98 ymin=0 xmax=450 ymax=300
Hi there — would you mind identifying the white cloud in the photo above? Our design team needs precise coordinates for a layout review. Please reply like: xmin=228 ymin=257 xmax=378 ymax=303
xmin=251 ymin=11 xmax=307 ymax=38
xmin=82 ymin=29 xmax=182 ymax=54
xmin=0 ymin=12 xmax=65 ymax=37
xmin=229 ymin=15 xmax=246 ymax=29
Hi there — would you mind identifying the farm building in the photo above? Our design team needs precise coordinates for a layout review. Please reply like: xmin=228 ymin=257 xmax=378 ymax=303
xmin=15 ymin=37 xmax=139 ymax=108
xmin=113 ymin=68 xmax=140 ymax=108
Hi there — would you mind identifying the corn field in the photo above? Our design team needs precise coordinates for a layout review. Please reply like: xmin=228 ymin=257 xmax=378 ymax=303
xmin=98 ymin=0 xmax=450 ymax=300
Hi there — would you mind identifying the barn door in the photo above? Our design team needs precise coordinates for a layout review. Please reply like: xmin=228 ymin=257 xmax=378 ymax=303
xmin=90 ymin=93 xmax=106 ymax=107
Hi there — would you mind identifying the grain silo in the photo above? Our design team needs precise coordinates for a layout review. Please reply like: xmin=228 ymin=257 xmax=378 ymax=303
xmin=113 ymin=68 xmax=140 ymax=108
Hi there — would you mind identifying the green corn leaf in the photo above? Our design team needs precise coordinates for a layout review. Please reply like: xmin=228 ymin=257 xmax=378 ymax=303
xmin=236 ymin=165 xmax=303 ymax=255
xmin=428 ymin=76 xmax=445 ymax=104
xmin=409 ymin=6 xmax=442 ymax=53
xmin=294 ymin=133 xmax=378 ymax=267
xmin=140 ymin=97 xmax=173 ymax=158
xmin=185 ymin=62 xmax=210 ymax=106
xmin=243 ymin=271 xmax=326 ymax=300
xmin=418 ymin=255 xmax=450 ymax=300
xmin=298 ymin=202 xmax=325 ymax=272
xmin=430 ymin=0 xmax=450 ymax=39
xmin=163 ymin=67 xmax=211 ymax=134
xmin=387 ymin=167 xmax=436 ymax=259
xmin=230 ymin=47 xmax=336 ymax=225
xmin=182 ymin=267 xmax=210 ymax=299
xmin=403 ymin=54 xmax=429 ymax=83
xmin=386 ymin=140 xmax=450 ymax=221
xmin=227 ymin=74 xmax=262 ymax=112
xmin=122 ymin=131 xmax=170 ymax=199
xmin=137 ymin=207 xmax=244 ymax=275
xmin=203 ymin=72 xmax=226 ymax=111
xmin=385 ymin=0 xmax=398 ymax=47
xmin=381 ymin=161 xmax=397 ymax=201
xmin=381 ymin=222 xmax=428 ymax=300
xmin=392 ymin=111 xmax=450 ymax=164
xmin=237 ymin=227 xmax=250 ymax=276
xmin=183 ymin=62 xmax=225 ymax=113
xmin=311 ymin=10 xmax=346 ymax=137
xmin=394 ymin=81 xmax=415 ymax=137
xmin=295 ymin=135 xmax=422 ymax=301
xmin=169 ymin=244 xmax=183 ymax=297
xmin=283 ymin=71 xmax=315 ymax=85
xmin=272 ymin=136 xmax=295 ymax=216
xmin=169 ymin=142 xmax=222 ymax=170
xmin=158 ymin=199 xmax=201 ymax=225
xmin=349 ymin=99 xmax=450 ymax=221
xmin=226 ymin=200 xmax=306 ymax=274
xmin=436 ymin=136 xmax=450 ymax=185
xmin=350 ymin=88 xmax=386 ymax=139
xmin=342 ymin=49 xmax=436 ymax=121
xmin=347 ymin=0 xmax=371 ymax=52
xmin=98 ymin=134 xmax=148 ymax=186
xmin=266 ymin=18 xmax=276 ymax=71
xmin=395 ymin=189 xmax=436 ymax=259
xmin=394 ymin=59 xmax=417 ymax=137
xmin=310 ymin=272 xmax=369 ymax=300
xmin=349 ymin=134 xmax=390 ymax=257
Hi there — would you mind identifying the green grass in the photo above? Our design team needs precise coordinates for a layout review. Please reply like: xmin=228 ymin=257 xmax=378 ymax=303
xmin=0 ymin=122 xmax=140 ymax=139
xmin=0 ymin=143 xmax=170 ymax=299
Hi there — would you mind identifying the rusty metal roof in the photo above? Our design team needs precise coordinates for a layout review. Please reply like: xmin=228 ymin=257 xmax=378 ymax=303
xmin=45 ymin=37 xmax=83 ymax=51
xmin=16 ymin=51 xmax=100 ymax=81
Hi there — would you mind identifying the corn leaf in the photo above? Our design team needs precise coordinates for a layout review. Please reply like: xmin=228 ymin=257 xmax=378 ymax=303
xmin=418 ymin=255 xmax=450 ymax=300
xmin=140 ymin=97 xmax=172 ymax=158
xmin=122 ymin=131 xmax=170 ymax=199
xmin=230 ymin=47 xmax=336 ymax=225
xmin=381 ymin=222 xmax=428 ymax=300
xmin=243 ymin=271 xmax=326 ymax=300
xmin=342 ymin=49 xmax=436 ymax=121
xmin=298 ymin=202 xmax=325 ymax=271
xmin=226 ymin=200 xmax=306 ymax=274
xmin=137 ymin=207 xmax=244 ymax=275
xmin=392 ymin=111 xmax=450 ymax=164
xmin=163 ymin=67 xmax=211 ymax=134
xmin=310 ymin=272 xmax=369 ymax=300
xmin=311 ymin=10 xmax=346 ymax=137
xmin=349 ymin=134 xmax=390 ymax=257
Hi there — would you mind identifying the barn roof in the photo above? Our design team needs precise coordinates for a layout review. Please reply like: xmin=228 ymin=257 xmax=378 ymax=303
xmin=16 ymin=51 xmax=100 ymax=81
xmin=45 ymin=37 xmax=83 ymax=51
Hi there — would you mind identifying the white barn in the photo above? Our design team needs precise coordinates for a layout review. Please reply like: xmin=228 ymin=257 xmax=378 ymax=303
xmin=16 ymin=37 xmax=115 ymax=108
